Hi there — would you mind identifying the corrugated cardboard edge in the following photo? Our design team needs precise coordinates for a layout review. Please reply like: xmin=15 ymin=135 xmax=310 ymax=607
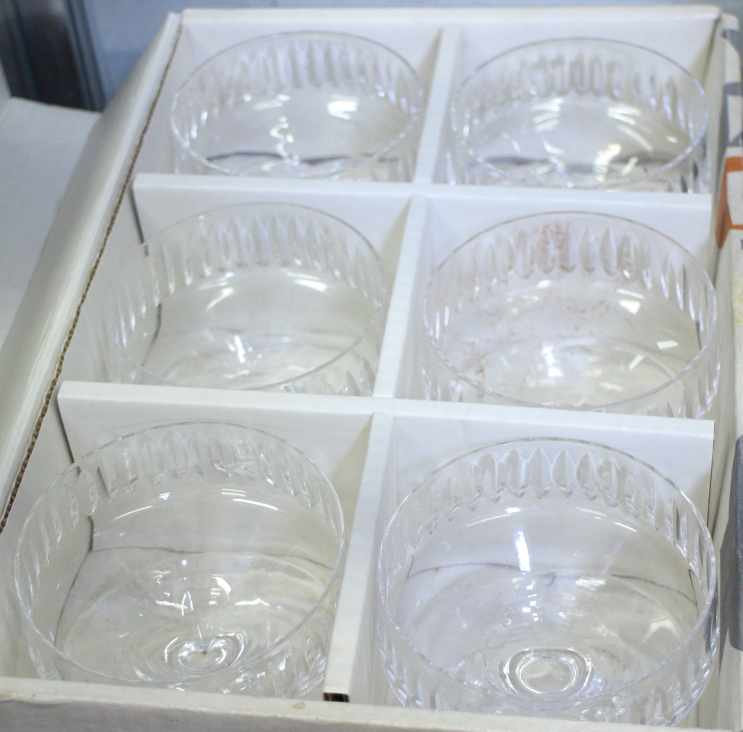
xmin=0 ymin=16 xmax=182 ymax=530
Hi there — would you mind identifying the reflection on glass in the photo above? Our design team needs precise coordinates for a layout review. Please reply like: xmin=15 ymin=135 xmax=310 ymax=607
xmin=450 ymin=39 xmax=708 ymax=191
xmin=422 ymin=212 xmax=718 ymax=418
xmin=377 ymin=439 xmax=717 ymax=723
xmin=171 ymin=32 xmax=423 ymax=181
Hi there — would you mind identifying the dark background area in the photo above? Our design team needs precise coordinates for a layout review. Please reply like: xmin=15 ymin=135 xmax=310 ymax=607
xmin=1 ymin=0 xmax=741 ymax=111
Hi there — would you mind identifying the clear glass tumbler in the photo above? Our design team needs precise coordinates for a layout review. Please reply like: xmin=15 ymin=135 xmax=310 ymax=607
xmin=422 ymin=212 xmax=718 ymax=418
xmin=15 ymin=422 xmax=346 ymax=695
xmin=450 ymin=39 xmax=708 ymax=191
xmin=103 ymin=203 xmax=386 ymax=395
xmin=171 ymin=32 xmax=424 ymax=181
xmin=377 ymin=438 xmax=717 ymax=723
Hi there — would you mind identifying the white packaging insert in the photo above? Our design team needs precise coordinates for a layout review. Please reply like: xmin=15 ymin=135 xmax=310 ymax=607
xmin=55 ymin=382 xmax=716 ymax=705
xmin=131 ymin=174 xmax=718 ymax=389
xmin=0 ymin=6 xmax=739 ymax=732
xmin=129 ymin=174 xmax=726 ymax=514
xmin=135 ymin=5 xmax=726 ymax=202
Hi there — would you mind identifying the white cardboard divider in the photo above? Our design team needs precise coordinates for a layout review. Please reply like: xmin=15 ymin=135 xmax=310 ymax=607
xmin=325 ymin=411 xmax=395 ymax=702
xmin=176 ymin=5 xmax=720 ymax=92
xmin=132 ymin=176 xmax=413 ymax=290
xmin=0 ymin=6 xmax=738 ymax=732
xmin=59 ymin=384 xmax=375 ymax=523
xmin=131 ymin=174 xmax=721 ymax=414
xmin=133 ymin=174 xmax=716 ymax=274
xmin=57 ymin=383 xmax=714 ymax=518
xmin=57 ymin=381 xmax=716 ymax=706
xmin=413 ymin=26 xmax=461 ymax=185
xmin=135 ymin=5 xmax=725 ymax=196
xmin=180 ymin=10 xmax=445 ymax=92
xmin=375 ymin=194 xmax=429 ymax=398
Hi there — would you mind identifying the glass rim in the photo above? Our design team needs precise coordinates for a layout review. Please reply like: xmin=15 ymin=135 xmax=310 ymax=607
xmin=423 ymin=210 xmax=718 ymax=414
xmin=377 ymin=435 xmax=717 ymax=708
xmin=170 ymin=30 xmax=425 ymax=179
xmin=14 ymin=420 xmax=347 ymax=684
xmin=449 ymin=37 xmax=709 ymax=191
xmin=112 ymin=201 xmax=387 ymax=391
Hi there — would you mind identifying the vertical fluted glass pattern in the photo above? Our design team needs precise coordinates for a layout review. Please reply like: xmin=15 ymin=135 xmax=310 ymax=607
xmin=15 ymin=423 xmax=345 ymax=695
xmin=422 ymin=212 xmax=718 ymax=417
xmin=377 ymin=438 xmax=717 ymax=723
xmin=450 ymin=39 xmax=708 ymax=191
xmin=103 ymin=203 xmax=386 ymax=395
xmin=171 ymin=32 xmax=423 ymax=181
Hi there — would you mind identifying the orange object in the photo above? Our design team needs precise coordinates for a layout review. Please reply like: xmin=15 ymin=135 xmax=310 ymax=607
xmin=716 ymin=154 xmax=743 ymax=247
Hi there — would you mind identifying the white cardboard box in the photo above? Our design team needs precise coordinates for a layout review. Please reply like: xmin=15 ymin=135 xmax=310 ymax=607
xmin=0 ymin=6 xmax=740 ymax=732
xmin=0 ymin=92 xmax=98 ymax=351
